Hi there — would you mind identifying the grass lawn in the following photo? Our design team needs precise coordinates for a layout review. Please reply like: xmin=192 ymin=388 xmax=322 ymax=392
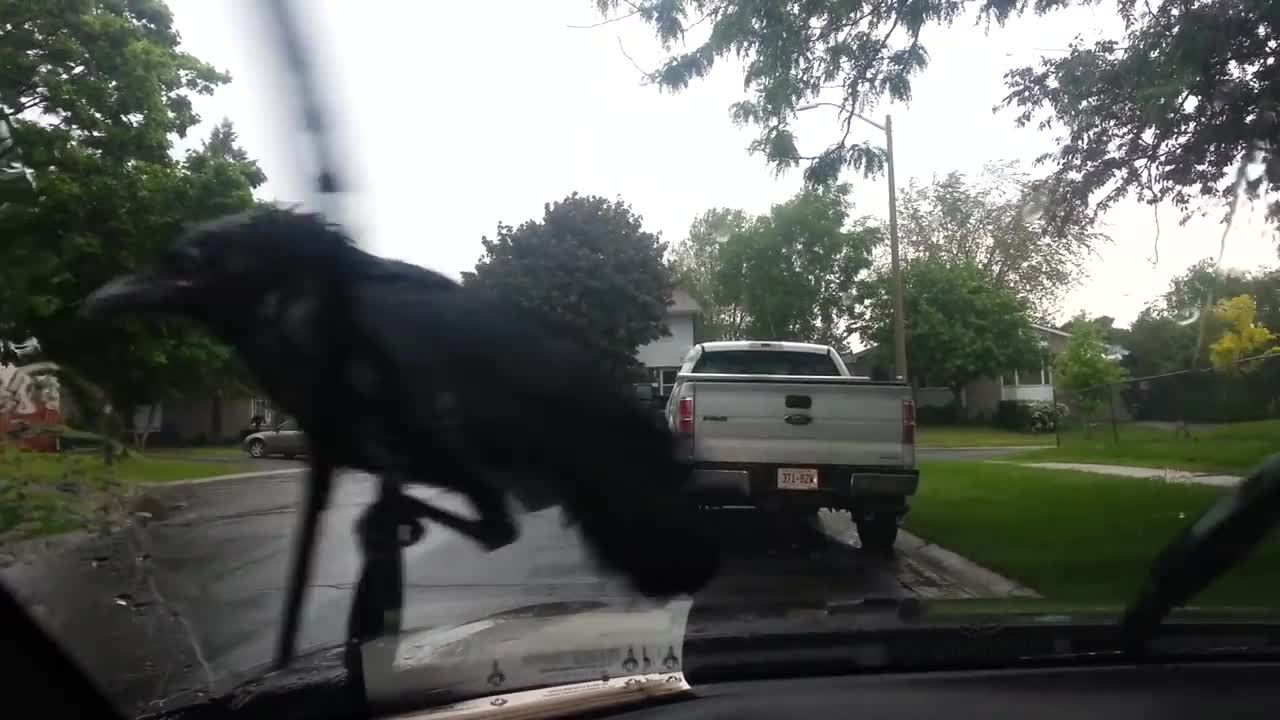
xmin=1017 ymin=419 xmax=1280 ymax=475
xmin=915 ymin=425 xmax=1054 ymax=448
xmin=5 ymin=451 xmax=252 ymax=484
xmin=905 ymin=460 xmax=1280 ymax=607
xmin=143 ymin=445 xmax=247 ymax=460
xmin=0 ymin=450 xmax=253 ymax=537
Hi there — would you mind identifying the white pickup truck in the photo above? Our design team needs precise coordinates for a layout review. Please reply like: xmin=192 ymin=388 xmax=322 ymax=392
xmin=664 ymin=340 xmax=918 ymax=552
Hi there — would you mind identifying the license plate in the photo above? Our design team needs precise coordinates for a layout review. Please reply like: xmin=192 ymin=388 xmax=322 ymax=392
xmin=777 ymin=468 xmax=819 ymax=490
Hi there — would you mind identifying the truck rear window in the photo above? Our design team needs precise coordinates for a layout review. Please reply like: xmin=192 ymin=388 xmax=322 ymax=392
xmin=692 ymin=350 xmax=841 ymax=376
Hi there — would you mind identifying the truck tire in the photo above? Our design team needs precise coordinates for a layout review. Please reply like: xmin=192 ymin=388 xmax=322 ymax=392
xmin=857 ymin=516 xmax=899 ymax=554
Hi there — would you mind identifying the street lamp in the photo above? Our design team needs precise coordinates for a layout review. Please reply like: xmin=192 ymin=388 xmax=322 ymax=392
xmin=796 ymin=106 xmax=908 ymax=382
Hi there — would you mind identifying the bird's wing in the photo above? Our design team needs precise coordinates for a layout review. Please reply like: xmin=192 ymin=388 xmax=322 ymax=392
xmin=346 ymin=261 xmax=718 ymax=599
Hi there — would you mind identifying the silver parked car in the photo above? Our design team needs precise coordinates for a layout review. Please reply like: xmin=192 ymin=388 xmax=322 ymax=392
xmin=242 ymin=418 xmax=309 ymax=459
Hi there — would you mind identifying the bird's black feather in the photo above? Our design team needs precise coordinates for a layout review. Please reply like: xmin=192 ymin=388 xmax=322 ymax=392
xmin=88 ymin=207 xmax=719 ymax=604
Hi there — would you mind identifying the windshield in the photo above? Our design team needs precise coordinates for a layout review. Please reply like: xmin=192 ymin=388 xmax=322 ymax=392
xmin=693 ymin=350 xmax=842 ymax=376
xmin=3 ymin=1 xmax=1280 ymax=718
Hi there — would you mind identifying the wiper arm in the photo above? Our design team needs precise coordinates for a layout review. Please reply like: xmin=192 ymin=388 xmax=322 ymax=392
xmin=1120 ymin=454 xmax=1280 ymax=653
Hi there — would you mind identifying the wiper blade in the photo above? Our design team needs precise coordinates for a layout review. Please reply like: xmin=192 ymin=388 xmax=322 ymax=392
xmin=1120 ymin=454 xmax=1280 ymax=653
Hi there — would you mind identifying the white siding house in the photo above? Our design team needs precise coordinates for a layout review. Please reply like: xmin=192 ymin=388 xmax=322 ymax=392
xmin=844 ymin=323 xmax=1073 ymax=421
xmin=635 ymin=288 xmax=702 ymax=397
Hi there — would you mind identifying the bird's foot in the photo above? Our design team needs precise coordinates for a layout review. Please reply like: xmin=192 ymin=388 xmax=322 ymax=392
xmin=396 ymin=494 xmax=517 ymax=552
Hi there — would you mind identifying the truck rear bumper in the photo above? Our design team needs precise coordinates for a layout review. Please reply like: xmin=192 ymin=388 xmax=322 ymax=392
xmin=689 ymin=462 xmax=918 ymax=513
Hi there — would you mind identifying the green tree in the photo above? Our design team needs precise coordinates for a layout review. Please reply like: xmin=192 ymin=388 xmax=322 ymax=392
xmin=853 ymin=258 xmax=1039 ymax=408
xmin=900 ymin=161 xmax=1105 ymax=316
xmin=1124 ymin=309 xmax=1198 ymax=378
xmin=1054 ymin=319 xmax=1128 ymax=429
xmin=668 ymin=208 xmax=751 ymax=341
xmin=1003 ymin=0 xmax=1280 ymax=233
xmin=1060 ymin=314 xmax=1131 ymax=352
xmin=1162 ymin=261 xmax=1280 ymax=333
xmin=3 ymin=122 xmax=263 ymax=447
xmin=461 ymin=194 xmax=673 ymax=377
xmin=1 ymin=0 xmax=227 ymax=164
xmin=714 ymin=186 xmax=877 ymax=349
xmin=0 ymin=3 xmax=263 ymax=444
xmin=1139 ymin=260 xmax=1280 ymax=370
xmin=603 ymin=1 xmax=1278 ymax=235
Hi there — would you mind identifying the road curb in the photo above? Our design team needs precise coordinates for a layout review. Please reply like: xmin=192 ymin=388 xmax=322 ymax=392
xmin=896 ymin=530 xmax=1040 ymax=599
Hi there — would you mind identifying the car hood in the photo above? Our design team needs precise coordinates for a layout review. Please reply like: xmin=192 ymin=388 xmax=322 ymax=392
xmin=242 ymin=431 xmax=272 ymax=443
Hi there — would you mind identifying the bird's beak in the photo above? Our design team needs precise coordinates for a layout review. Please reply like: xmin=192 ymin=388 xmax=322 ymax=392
xmin=81 ymin=273 xmax=192 ymax=318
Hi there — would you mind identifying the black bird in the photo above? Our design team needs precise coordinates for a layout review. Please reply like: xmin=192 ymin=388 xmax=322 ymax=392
xmin=82 ymin=207 xmax=718 ymax=665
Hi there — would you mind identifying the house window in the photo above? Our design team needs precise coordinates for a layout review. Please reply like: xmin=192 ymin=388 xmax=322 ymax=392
xmin=661 ymin=368 xmax=678 ymax=394
xmin=251 ymin=396 xmax=273 ymax=424
xmin=646 ymin=367 xmax=681 ymax=398
xmin=1015 ymin=359 xmax=1046 ymax=386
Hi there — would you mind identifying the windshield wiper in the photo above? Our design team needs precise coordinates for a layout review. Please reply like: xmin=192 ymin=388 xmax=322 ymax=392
xmin=1120 ymin=454 xmax=1280 ymax=653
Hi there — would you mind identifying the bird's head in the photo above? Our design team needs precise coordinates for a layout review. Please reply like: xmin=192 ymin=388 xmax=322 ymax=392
xmin=82 ymin=207 xmax=356 ymax=331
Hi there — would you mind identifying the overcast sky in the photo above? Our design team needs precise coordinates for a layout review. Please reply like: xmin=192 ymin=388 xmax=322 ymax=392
xmin=167 ymin=0 xmax=1277 ymax=333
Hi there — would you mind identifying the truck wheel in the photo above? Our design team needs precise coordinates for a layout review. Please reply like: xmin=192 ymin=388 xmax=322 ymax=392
xmin=857 ymin=516 xmax=899 ymax=554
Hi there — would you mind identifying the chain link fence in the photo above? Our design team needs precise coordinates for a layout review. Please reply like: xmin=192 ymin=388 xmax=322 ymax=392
xmin=1051 ymin=353 xmax=1280 ymax=473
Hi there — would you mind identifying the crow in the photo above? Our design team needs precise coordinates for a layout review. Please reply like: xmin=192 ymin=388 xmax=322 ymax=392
xmin=82 ymin=207 xmax=718 ymax=664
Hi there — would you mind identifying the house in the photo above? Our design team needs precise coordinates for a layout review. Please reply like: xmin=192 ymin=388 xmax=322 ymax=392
xmin=0 ymin=342 xmax=64 ymax=452
xmin=634 ymin=287 xmax=703 ymax=398
xmin=843 ymin=323 xmax=1073 ymax=421
xmin=147 ymin=389 xmax=271 ymax=444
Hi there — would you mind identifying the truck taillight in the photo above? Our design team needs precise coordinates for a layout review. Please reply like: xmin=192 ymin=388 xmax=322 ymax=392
xmin=677 ymin=396 xmax=695 ymax=434
xmin=902 ymin=399 xmax=916 ymax=445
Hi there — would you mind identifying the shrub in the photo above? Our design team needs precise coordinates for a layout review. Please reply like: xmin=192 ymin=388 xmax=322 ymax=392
xmin=916 ymin=403 xmax=959 ymax=425
xmin=1028 ymin=400 xmax=1067 ymax=433
xmin=997 ymin=400 xmax=1066 ymax=433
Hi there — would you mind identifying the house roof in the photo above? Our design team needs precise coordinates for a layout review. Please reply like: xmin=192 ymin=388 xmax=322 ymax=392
xmin=1029 ymin=323 xmax=1072 ymax=338
xmin=842 ymin=345 xmax=878 ymax=362
xmin=669 ymin=287 xmax=702 ymax=315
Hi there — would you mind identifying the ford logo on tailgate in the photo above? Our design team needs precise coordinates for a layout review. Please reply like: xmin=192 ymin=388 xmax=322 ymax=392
xmin=784 ymin=414 xmax=812 ymax=426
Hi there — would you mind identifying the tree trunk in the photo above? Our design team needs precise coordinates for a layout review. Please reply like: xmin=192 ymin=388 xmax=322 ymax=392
xmin=101 ymin=409 xmax=114 ymax=466
xmin=211 ymin=389 xmax=224 ymax=444
xmin=951 ymin=383 xmax=967 ymax=421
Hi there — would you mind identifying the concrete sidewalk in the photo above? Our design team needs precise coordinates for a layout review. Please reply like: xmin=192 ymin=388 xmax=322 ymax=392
xmin=1011 ymin=461 xmax=1242 ymax=488
xmin=161 ymin=466 xmax=305 ymax=486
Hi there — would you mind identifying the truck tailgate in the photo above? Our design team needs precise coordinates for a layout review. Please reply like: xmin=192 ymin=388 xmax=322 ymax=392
xmin=688 ymin=377 xmax=911 ymax=467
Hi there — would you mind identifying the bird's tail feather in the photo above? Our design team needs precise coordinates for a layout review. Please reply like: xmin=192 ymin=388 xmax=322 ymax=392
xmin=555 ymin=416 xmax=719 ymax=599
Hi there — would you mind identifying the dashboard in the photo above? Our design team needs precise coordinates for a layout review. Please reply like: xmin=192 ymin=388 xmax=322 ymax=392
xmin=616 ymin=662 xmax=1280 ymax=720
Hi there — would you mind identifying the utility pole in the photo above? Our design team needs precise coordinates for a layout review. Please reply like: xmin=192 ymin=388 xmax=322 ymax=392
xmin=794 ymin=104 xmax=910 ymax=381
xmin=885 ymin=114 xmax=908 ymax=382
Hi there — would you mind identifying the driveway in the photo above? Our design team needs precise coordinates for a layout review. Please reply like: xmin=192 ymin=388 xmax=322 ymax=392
xmin=3 ymin=469 xmax=1003 ymax=716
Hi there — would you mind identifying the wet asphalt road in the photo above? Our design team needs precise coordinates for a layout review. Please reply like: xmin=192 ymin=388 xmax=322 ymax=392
xmin=1 ymin=467 xmax=976 ymax=717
